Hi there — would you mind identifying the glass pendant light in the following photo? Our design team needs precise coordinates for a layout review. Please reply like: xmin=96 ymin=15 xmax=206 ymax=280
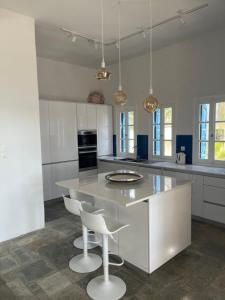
xmin=96 ymin=0 xmax=111 ymax=80
xmin=143 ymin=0 xmax=159 ymax=113
xmin=114 ymin=1 xmax=127 ymax=105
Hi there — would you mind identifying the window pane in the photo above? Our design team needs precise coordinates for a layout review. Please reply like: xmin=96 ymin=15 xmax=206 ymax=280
xmin=164 ymin=125 xmax=172 ymax=140
xmin=215 ymin=123 xmax=225 ymax=141
xmin=128 ymin=111 xmax=134 ymax=125
xmin=164 ymin=107 xmax=172 ymax=124
xmin=164 ymin=141 xmax=172 ymax=156
xmin=128 ymin=125 xmax=134 ymax=139
xmin=153 ymin=125 xmax=160 ymax=140
xmin=215 ymin=142 xmax=225 ymax=160
xmin=216 ymin=102 xmax=225 ymax=121
xmin=128 ymin=140 xmax=134 ymax=153
xmin=120 ymin=112 xmax=126 ymax=127
xmin=120 ymin=139 xmax=126 ymax=153
xmin=200 ymin=123 xmax=209 ymax=141
xmin=153 ymin=141 xmax=160 ymax=156
xmin=200 ymin=142 xmax=208 ymax=160
xmin=120 ymin=126 xmax=126 ymax=140
xmin=200 ymin=104 xmax=210 ymax=122
xmin=153 ymin=109 xmax=160 ymax=125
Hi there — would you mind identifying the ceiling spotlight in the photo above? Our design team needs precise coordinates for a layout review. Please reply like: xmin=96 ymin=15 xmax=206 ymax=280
xmin=142 ymin=30 xmax=146 ymax=39
xmin=177 ymin=9 xmax=186 ymax=24
xmin=71 ymin=35 xmax=77 ymax=43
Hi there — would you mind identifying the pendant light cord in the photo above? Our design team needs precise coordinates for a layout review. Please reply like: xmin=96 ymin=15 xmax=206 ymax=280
xmin=101 ymin=0 xmax=105 ymax=67
xmin=118 ymin=1 xmax=122 ymax=90
xmin=149 ymin=0 xmax=153 ymax=95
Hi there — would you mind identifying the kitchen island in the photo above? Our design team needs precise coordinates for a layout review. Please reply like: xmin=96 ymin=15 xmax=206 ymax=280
xmin=57 ymin=171 xmax=191 ymax=274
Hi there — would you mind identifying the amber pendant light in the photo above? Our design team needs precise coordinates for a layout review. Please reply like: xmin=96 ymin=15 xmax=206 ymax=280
xmin=96 ymin=0 xmax=111 ymax=80
xmin=114 ymin=1 xmax=127 ymax=106
xmin=143 ymin=0 xmax=159 ymax=113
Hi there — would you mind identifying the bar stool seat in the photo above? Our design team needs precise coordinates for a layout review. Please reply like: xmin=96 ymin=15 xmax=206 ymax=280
xmin=80 ymin=210 xmax=129 ymax=300
xmin=63 ymin=196 xmax=103 ymax=273
xmin=64 ymin=192 xmax=100 ymax=250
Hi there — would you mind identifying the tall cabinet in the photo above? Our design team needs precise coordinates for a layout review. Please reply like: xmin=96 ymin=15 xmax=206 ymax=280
xmin=40 ymin=100 xmax=113 ymax=201
xmin=39 ymin=100 xmax=78 ymax=201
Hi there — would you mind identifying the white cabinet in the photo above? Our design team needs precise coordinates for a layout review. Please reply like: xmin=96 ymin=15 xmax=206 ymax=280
xmin=42 ymin=161 xmax=79 ymax=201
xmin=97 ymin=105 xmax=113 ymax=156
xmin=39 ymin=101 xmax=50 ymax=164
xmin=49 ymin=101 xmax=77 ymax=162
xmin=191 ymin=175 xmax=203 ymax=217
xmin=87 ymin=104 xmax=97 ymax=130
xmin=77 ymin=103 xmax=87 ymax=130
xmin=138 ymin=166 xmax=162 ymax=176
xmin=98 ymin=161 xmax=138 ymax=173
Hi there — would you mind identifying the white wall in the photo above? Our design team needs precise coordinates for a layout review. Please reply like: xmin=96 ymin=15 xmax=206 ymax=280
xmin=104 ymin=28 xmax=225 ymax=135
xmin=37 ymin=57 xmax=102 ymax=102
xmin=0 ymin=9 xmax=44 ymax=242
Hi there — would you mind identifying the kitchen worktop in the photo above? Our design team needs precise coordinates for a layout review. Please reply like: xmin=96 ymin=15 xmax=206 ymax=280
xmin=98 ymin=156 xmax=225 ymax=178
xmin=56 ymin=172 xmax=190 ymax=207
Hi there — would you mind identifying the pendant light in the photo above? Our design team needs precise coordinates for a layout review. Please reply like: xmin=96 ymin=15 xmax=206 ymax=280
xmin=96 ymin=0 xmax=111 ymax=80
xmin=114 ymin=1 xmax=127 ymax=106
xmin=143 ymin=0 xmax=159 ymax=113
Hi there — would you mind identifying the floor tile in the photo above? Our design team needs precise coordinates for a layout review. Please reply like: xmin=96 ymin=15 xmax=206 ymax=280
xmin=20 ymin=260 xmax=54 ymax=282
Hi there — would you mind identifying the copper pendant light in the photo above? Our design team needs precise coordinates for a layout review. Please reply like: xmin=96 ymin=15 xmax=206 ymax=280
xmin=96 ymin=0 xmax=111 ymax=80
xmin=143 ymin=0 xmax=159 ymax=113
xmin=114 ymin=1 xmax=127 ymax=105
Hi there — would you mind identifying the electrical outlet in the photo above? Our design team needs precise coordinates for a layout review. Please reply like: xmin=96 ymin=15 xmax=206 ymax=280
xmin=181 ymin=146 xmax=185 ymax=152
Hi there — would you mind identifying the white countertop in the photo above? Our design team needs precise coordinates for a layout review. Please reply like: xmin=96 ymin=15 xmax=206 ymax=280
xmin=56 ymin=172 xmax=190 ymax=207
xmin=99 ymin=156 xmax=225 ymax=178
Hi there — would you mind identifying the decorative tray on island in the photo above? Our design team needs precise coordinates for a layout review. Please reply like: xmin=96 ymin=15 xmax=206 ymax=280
xmin=105 ymin=170 xmax=143 ymax=183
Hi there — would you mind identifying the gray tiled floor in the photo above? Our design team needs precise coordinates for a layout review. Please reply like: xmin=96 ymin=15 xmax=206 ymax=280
xmin=1 ymin=200 xmax=225 ymax=299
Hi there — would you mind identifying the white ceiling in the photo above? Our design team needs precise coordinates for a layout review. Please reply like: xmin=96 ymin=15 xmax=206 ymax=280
xmin=0 ymin=0 xmax=225 ymax=68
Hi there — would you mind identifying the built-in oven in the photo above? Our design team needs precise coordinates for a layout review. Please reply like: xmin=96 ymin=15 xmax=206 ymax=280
xmin=78 ymin=130 xmax=97 ymax=148
xmin=78 ymin=130 xmax=97 ymax=171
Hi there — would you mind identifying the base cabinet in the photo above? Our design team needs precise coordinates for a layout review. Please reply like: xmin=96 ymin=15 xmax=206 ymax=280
xmin=42 ymin=161 xmax=79 ymax=201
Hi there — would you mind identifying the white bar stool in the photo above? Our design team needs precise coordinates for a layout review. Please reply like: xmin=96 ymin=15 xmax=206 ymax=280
xmin=64 ymin=193 xmax=99 ymax=250
xmin=80 ymin=210 xmax=129 ymax=300
xmin=63 ymin=196 xmax=103 ymax=273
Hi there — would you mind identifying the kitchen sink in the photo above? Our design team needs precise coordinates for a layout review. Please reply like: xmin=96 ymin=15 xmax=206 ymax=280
xmin=118 ymin=158 xmax=147 ymax=163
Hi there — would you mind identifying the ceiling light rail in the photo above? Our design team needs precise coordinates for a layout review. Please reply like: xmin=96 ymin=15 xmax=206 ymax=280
xmin=60 ymin=3 xmax=208 ymax=47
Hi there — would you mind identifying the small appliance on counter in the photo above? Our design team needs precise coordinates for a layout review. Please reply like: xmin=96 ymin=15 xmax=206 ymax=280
xmin=78 ymin=130 xmax=97 ymax=171
xmin=176 ymin=152 xmax=186 ymax=165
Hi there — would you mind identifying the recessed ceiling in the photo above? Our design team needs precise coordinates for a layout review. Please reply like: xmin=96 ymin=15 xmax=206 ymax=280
xmin=0 ymin=0 xmax=225 ymax=68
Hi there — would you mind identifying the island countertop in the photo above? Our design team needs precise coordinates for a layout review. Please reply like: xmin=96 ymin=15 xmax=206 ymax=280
xmin=56 ymin=172 xmax=191 ymax=207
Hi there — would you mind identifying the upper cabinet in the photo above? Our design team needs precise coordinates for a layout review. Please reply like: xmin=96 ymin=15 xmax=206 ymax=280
xmin=39 ymin=100 xmax=78 ymax=164
xmin=97 ymin=105 xmax=113 ymax=156
xmin=77 ymin=103 xmax=97 ymax=130
xmin=39 ymin=101 xmax=50 ymax=164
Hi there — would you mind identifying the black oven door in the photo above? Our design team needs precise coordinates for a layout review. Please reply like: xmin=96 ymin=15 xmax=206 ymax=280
xmin=79 ymin=151 xmax=97 ymax=170
xmin=78 ymin=131 xmax=97 ymax=147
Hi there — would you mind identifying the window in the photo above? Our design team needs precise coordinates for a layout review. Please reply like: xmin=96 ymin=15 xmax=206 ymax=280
xmin=118 ymin=110 xmax=135 ymax=156
xmin=196 ymin=99 xmax=225 ymax=164
xmin=152 ymin=105 xmax=174 ymax=159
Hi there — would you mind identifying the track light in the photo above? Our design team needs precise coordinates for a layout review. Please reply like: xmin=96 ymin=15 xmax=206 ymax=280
xmin=116 ymin=41 xmax=119 ymax=49
xmin=71 ymin=35 xmax=77 ymax=43
xmin=142 ymin=30 xmax=146 ymax=39
xmin=94 ymin=40 xmax=98 ymax=49
xmin=177 ymin=9 xmax=185 ymax=24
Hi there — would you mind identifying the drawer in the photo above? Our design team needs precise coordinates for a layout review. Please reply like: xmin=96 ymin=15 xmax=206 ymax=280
xmin=138 ymin=166 xmax=161 ymax=175
xmin=203 ymin=202 xmax=225 ymax=224
xmin=203 ymin=185 xmax=225 ymax=206
xmin=204 ymin=176 xmax=225 ymax=189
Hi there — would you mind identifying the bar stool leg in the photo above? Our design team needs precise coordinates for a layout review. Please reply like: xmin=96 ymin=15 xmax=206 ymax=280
xmin=73 ymin=233 xmax=98 ymax=250
xmin=69 ymin=225 xmax=102 ymax=273
xmin=87 ymin=234 xmax=126 ymax=300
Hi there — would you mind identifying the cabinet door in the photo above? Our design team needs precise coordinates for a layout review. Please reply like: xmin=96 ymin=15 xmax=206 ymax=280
xmin=77 ymin=103 xmax=87 ymax=130
xmin=138 ymin=166 xmax=162 ymax=176
xmin=51 ymin=161 xmax=79 ymax=200
xmin=162 ymin=170 xmax=191 ymax=180
xmin=192 ymin=175 xmax=203 ymax=217
xmin=49 ymin=101 xmax=77 ymax=162
xmin=42 ymin=164 xmax=52 ymax=201
xmin=39 ymin=100 xmax=50 ymax=164
xmin=97 ymin=105 xmax=113 ymax=156
xmin=87 ymin=104 xmax=97 ymax=130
